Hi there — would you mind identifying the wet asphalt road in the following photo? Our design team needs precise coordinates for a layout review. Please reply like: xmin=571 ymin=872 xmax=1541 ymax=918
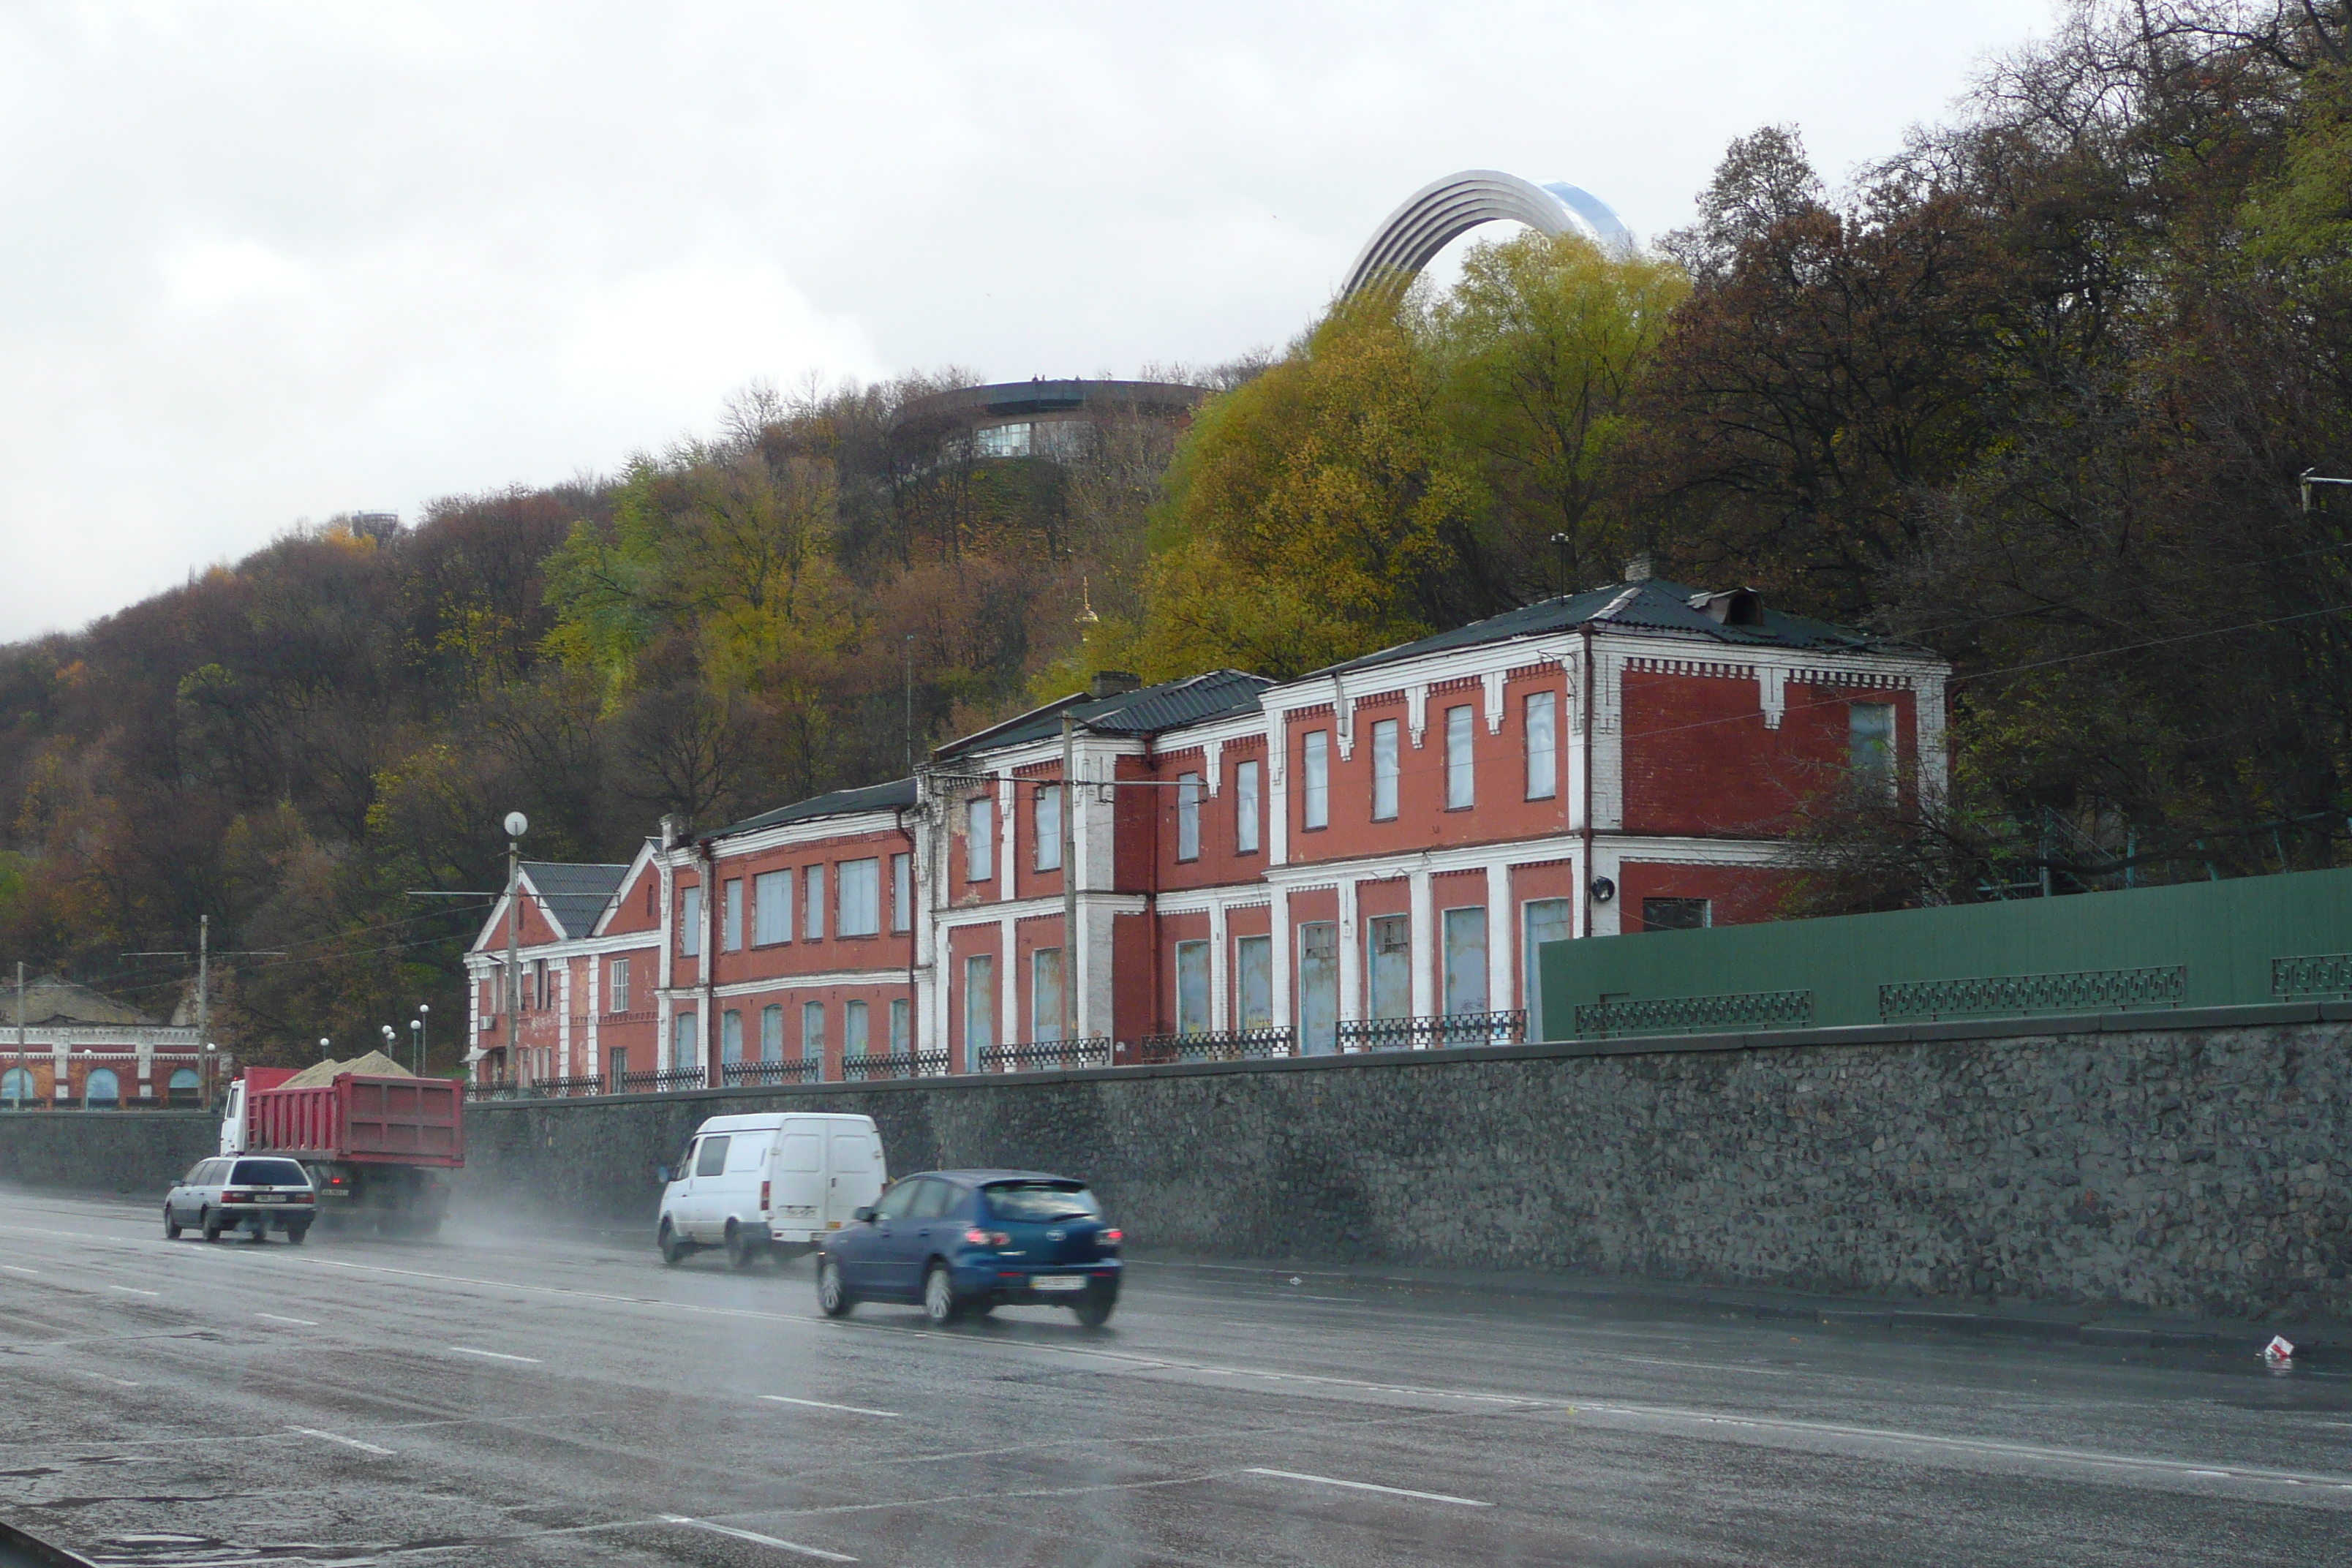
xmin=1 ymin=1190 xmax=2348 ymax=1567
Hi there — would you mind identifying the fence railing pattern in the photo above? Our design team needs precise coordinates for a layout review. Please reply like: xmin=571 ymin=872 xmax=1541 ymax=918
xmin=1877 ymin=965 xmax=2185 ymax=1021
xmin=1132 ymin=1027 xmax=1296 ymax=1064
xmin=977 ymin=1038 xmax=1112 ymax=1074
xmin=840 ymin=1051 xmax=950 ymax=1082
xmin=721 ymin=1059 xmax=825 ymax=1087
xmin=1575 ymin=990 xmax=1814 ymax=1037
xmin=619 ymin=1068 xmax=711 ymax=1095
xmin=1337 ymin=1011 xmax=1526 ymax=1053
xmin=2272 ymin=952 xmax=2352 ymax=998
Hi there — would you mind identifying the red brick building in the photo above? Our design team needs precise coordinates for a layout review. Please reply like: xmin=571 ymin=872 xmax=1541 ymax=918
xmin=466 ymin=568 xmax=1946 ymax=1082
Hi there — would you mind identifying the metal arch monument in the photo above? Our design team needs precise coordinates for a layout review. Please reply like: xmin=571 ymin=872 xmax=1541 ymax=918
xmin=1341 ymin=170 xmax=1632 ymax=298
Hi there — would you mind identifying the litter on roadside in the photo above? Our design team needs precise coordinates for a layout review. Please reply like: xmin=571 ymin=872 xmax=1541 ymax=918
xmin=2262 ymin=1335 xmax=2294 ymax=1366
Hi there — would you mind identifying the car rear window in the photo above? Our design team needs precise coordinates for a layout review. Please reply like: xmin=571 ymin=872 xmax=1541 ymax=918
xmin=983 ymin=1182 xmax=1101 ymax=1221
xmin=230 ymin=1160 xmax=309 ymax=1188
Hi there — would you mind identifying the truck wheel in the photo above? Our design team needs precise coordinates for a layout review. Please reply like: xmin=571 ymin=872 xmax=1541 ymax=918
xmin=725 ymin=1223 xmax=764 ymax=1270
xmin=163 ymin=1207 xmax=181 ymax=1240
xmin=921 ymin=1262 xmax=962 ymax=1326
xmin=817 ymin=1256 xmax=854 ymax=1317
xmin=658 ymin=1219 xmax=687 ymax=1266
xmin=200 ymin=1210 xmax=222 ymax=1243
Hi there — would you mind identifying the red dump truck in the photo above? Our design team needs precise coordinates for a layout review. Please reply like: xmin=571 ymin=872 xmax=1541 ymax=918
xmin=219 ymin=1066 xmax=464 ymax=1235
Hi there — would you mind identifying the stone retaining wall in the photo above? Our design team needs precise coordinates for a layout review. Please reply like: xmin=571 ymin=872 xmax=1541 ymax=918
xmin=4 ymin=1011 xmax=2345 ymax=1320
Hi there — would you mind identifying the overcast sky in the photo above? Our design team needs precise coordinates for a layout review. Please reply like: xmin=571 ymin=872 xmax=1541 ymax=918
xmin=0 ymin=0 xmax=2058 ymax=642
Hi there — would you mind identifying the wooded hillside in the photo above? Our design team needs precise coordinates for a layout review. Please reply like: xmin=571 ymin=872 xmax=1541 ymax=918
xmin=6 ymin=1 xmax=2350 ymax=1058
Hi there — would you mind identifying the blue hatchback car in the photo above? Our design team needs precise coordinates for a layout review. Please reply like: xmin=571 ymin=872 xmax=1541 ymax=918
xmin=816 ymin=1169 xmax=1123 ymax=1327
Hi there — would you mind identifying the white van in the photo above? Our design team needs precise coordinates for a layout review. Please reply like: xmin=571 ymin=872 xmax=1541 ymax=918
xmin=657 ymin=1112 xmax=886 ymax=1269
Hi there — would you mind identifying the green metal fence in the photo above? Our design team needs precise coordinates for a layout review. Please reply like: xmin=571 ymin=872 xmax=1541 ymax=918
xmin=1537 ymin=866 xmax=2352 ymax=1039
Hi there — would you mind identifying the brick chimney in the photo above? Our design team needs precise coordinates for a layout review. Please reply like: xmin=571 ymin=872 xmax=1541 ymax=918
xmin=1624 ymin=552 xmax=1655 ymax=583
xmin=1090 ymin=670 xmax=1142 ymax=700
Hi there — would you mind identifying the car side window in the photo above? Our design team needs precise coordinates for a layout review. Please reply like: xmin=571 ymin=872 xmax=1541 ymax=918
xmin=874 ymin=1179 xmax=925 ymax=1221
xmin=197 ymin=1160 xmax=224 ymax=1184
xmin=695 ymin=1136 xmax=730 ymax=1178
xmin=910 ymin=1180 xmax=957 ymax=1220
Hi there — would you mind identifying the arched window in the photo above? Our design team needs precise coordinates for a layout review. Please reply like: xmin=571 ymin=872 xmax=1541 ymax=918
xmin=85 ymin=1068 xmax=120 ymax=1106
xmin=169 ymin=1067 xmax=198 ymax=1089
xmin=168 ymin=1067 xmax=199 ymax=1104
xmin=1 ymin=1068 xmax=31 ymax=1107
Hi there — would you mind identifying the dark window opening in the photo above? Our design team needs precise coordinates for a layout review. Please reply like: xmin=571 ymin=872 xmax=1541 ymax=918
xmin=1641 ymin=897 xmax=1711 ymax=932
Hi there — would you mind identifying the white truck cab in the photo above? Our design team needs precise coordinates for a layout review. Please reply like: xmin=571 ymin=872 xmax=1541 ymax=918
xmin=219 ymin=1079 xmax=248 ymax=1155
xmin=657 ymin=1112 xmax=886 ymax=1268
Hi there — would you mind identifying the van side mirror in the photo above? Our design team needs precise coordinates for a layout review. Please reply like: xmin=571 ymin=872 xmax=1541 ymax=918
xmin=853 ymin=1205 xmax=876 ymax=1224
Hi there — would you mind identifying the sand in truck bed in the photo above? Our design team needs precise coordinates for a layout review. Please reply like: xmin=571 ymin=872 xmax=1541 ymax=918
xmin=274 ymin=1050 xmax=414 ymax=1091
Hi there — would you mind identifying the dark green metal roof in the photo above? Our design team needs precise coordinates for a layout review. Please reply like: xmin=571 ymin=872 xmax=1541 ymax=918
xmin=520 ymin=862 xmax=630 ymax=941
xmin=935 ymin=670 xmax=1274 ymax=760
xmin=711 ymin=777 xmax=918 ymax=841
xmin=1316 ymin=578 xmax=1917 ymax=679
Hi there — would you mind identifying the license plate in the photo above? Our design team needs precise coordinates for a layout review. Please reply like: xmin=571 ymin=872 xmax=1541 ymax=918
xmin=1031 ymin=1275 xmax=1086 ymax=1292
xmin=252 ymin=1195 xmax=285 ymax=1204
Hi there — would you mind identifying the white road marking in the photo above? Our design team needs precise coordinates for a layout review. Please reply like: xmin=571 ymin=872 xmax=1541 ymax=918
xmin=761 ymin=1395 xmax=899 ymax=1419
xmin=108 ymin=1285 xmax=160 ymax=1297
xmin=1243 ymin=1467 xmax=1493 ymax=1507
xmin=256 ymin=1313 xmax=319 ymax=1326
xmin=1612 ymin=1354 xmax=1790 ymax=1377
xmin=1 ymin=1264 xmax=36 ymax=1275
xmin=68 ymin=1369 xmax=142 ymax=1388
xmin=290 ymin=1426 xmax=396 ymax=1457
xmin=660 ymin=1514 xmax=856 ymax=1560
xmin=448 ymin=1346 xmax=540 ymax=1363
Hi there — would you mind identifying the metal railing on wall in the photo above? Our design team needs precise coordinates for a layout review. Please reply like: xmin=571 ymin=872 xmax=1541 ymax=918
xmin=977 ymin=1039 xmax=1112 ymax=1073
xmin=1336 ymin=1011 xmax=1526 ymax=1053
xmin=840 ymin=1051 xmax=950 ymax=1082
xmin=721 ymin=1060 xmax=826 ymax=1087
xmin=1132 ymin=1027 xmax=1295 ymax=1064
xmin=1877 ymin=966 xmax=2185 ymax=1022
xmin=1575 ymin=991 xmax=1814 ymax=1038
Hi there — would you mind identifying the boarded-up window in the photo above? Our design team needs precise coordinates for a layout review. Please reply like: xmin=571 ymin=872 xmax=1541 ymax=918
xmin=1372 ymin=720 xmax=1400 ymax=820
xmin=1235 ymin=935 xmax=1273 ymax=1029
xmin=1036 ymin=785 xmax=1062 ymax=871
xmin=1175 ymin=940 xmax=1210 ymax=1035
xmin=720 ymin=1009 xmax=743 ymax=1065
xmin=1302 ymin=732 xmax=1330 ymax=829
xmin=755 ymin=870 xmax=791 ymax=945
xmin=844 ymin=999 xmax=870 ymax=1055
xmin=1523 ymin=899 xmax=1573 ymax=1039
xmin=968 ymin=798 xmax=995 ymax=882
xmin=723 ymin=879 xmax=742 ymax=951
xmin=1368 ymin=914 xmax=1411 ymax=1019
xmin=679 ymin=886 xmax=701 ymax=957
xmin=803 ymin=865 xmax=825 ymax=940
xmin=761 ymin=1003 xmax=784 ymax=1062
xmin=802 ymin=1000 xmax=826 ymax=1060
xmin=1297 ymin=921 xmax=1338 ymax=1053
xmin=839 ymin=859 xmax=881 ymax=937
xmin=1033 ymin=947 xmax=1065 ymax=1043
xmin=1442 ymin=906 xmax=1488 ymax=1014
xmin=963 ymin=954 xmax=995 ymax=1066
xmin=1446 ymin=706 xmax=1475 ymax=810
xmin=1177 ymin=773 xmax=1202 ymax=860
xmin=1235 ymin=759 xmax=1262 ymax=853
xmin=1525 ymin=691 xmax=1558 ymax=800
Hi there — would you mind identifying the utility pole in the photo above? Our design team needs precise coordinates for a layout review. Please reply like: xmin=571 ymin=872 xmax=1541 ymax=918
xmin=195 ymin=915 xmax=209 ymax=1110
xmin=904 ymin=634 xmax=915 ymax=777
xmin=1060 ymin=712 xmax=1078 ymax=1048
xmin=505 ymin=812 xmax=528 ymax=1087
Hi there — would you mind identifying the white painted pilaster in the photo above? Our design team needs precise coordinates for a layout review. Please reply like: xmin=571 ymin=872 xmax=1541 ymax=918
xmin=1000 ymin=916 xmax=1017 ymax=1051
xmin=1208 ymin=900 xmax=1230 ymax=1032
xmin=1267 ymin=715 xmax=1290 ymax=867
xmin=1270 ymin=886 xmax=1292 ymax=1040
xmin=998 ymin=771 xmax=1016 ymax=902
xmin=586 ymin=957 xmax=600 ymax=1079
xmin=1485 ymin=862 xmax=1512 ymax=1017
xmin=1408 ymin=867 xmax=1435 ymax=1019
xmin=1482 ymin=669 xmax=1505 ymax=734
xmin=1337 ymin=878 xmax=1361 ymax=1027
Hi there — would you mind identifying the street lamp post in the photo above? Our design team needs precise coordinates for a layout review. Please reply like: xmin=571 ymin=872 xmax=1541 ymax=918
xmin=416 ymin=1003 xmax=429 ymax=1077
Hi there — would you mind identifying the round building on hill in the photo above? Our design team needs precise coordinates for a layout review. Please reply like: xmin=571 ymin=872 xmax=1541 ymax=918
xmin=892 ymin=378 xmax=1207 ymax=462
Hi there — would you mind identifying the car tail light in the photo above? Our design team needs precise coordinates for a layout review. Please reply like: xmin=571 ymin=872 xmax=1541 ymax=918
xmin=965 ymin=1229 xmax=1010 ymax=1247
xmin=222 ymin=1191 xmax=251 ymax=1202
xmin=1102 ymin=1229 xmax=1123 ymax=1246
xmin=761 ymin=1180 xmax=771 ymax=1212
xmin=293 ymin=1193 xmax=314 ymax=1204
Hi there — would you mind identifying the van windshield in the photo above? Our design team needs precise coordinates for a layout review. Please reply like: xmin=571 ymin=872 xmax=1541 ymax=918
xmin=983 ymin=1182 xmax=1101 ymax=1221
xmin=230 ymin=1160 xmax=309 ymax=1187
